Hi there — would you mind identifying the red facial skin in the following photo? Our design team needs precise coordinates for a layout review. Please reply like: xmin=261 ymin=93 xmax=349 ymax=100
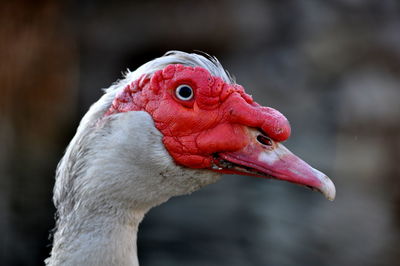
xmin=105 ymin=64 xmax=291 ymax=169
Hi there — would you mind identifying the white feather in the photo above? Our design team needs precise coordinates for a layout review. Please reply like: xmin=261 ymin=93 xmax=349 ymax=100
xmin=46 ymin=51 xmax=226 ymax=266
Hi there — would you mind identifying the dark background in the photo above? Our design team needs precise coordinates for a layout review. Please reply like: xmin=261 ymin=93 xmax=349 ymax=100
xmin=1 ymin=0 xmax=400 ymax=265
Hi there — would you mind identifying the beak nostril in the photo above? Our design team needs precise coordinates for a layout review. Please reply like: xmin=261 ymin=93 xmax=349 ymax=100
xmin=256 ymin=135 xmax=272 ymax=146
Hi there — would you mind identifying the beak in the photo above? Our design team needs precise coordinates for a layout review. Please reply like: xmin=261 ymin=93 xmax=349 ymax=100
xmin=214 ymin=128 xmax=336 ymax=201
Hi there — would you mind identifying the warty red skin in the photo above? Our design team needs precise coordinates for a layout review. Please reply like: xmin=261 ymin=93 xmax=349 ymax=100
xmin=106 ymin=64 xmax=291 ymax=169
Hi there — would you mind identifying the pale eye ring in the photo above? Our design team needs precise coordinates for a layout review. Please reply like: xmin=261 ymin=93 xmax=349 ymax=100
xmin=175 ymin=84 xmax=194 ymax=101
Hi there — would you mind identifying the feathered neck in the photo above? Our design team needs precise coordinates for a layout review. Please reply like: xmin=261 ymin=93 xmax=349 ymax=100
xmin=46 ymin=109 xmax=220 ymax=265
xmin=47 ymin=205 xmax=144 ymax=265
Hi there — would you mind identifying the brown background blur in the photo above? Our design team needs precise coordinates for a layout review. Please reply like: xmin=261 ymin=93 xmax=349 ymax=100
xmin=1 ymin=0 xmax=400 ymax=265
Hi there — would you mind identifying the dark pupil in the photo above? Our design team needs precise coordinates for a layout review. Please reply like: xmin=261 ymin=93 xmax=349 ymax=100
xmin=179 ymin=86 xmax=192 ymax=98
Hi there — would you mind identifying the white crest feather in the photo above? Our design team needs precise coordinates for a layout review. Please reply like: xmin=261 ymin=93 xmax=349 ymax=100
xmin=106 ymin=51 xmax=234 ymax=95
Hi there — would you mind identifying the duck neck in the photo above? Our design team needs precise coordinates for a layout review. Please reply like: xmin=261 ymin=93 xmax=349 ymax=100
xmin=47 ymin=207 xmax=146 ymax=266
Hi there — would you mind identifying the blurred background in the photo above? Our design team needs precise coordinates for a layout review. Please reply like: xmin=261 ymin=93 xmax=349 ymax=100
xmin=1 ymin=0 xmax=400 ymax=265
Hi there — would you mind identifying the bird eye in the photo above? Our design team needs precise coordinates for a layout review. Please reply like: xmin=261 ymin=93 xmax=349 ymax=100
xmin=175 ymin=84 xmax=194 ymax=101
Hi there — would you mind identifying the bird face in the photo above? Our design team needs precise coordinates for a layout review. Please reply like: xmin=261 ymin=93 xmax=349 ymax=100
xmin=106 ymin=64 xmax=335 ymax=200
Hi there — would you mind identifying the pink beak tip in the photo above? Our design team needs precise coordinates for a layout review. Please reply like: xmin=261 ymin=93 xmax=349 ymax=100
xmin=312 ymin=168 xmax=336 ymax=201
